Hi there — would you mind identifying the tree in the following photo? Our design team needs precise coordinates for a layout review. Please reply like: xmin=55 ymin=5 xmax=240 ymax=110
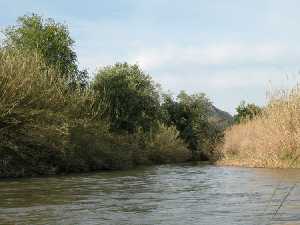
xmin=3 ymin=13 xmax=87 ymax=85
xmin=92 ymin=63 xmax=160 ymax=134
xmin=161 ymin=91 xmax=213 ymax=159
xmin=233 ymin=101 xmax=262 ymax=123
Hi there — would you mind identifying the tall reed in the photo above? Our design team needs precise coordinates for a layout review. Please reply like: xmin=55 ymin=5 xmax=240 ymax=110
xmin=221 ymin=85 xmax=300 ymax=168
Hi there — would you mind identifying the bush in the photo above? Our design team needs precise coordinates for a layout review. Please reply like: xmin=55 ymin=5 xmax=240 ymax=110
xmin=64 ymin=123 xmax=138 ymax=171
xmin=0 ymin=49 xmax=93 ymax=177
xmin=145 ymin=125 xmax=191 ymax=164
xmin=233 ymin=101 xmax=262 ymax=123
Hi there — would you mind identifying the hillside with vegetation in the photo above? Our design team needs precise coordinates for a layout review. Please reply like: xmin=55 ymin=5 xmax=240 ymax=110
xmin=208 ymin=105 xmax=233 ymax=129
xmin=0 ymin=14 xmax=232 ymax=178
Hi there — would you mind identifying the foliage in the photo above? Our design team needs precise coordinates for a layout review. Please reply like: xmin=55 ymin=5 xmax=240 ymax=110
xmin=233 ymin=101 xmax=262 ymax=123
xmin=161 ymin=91 xmax=221 ymax=160
xmin=0 ymin=14 xmax=229 ymax=177
xmin=145 ymin=124 xmax=190 ymax=164
xmin=92 ymin=63 xmax=160 ymax=134
xmin=65 ymin=123 xmax=139 ymax=171
xmin=0 ymin=48 xmax=96 ymax=176
xmin=2 ymin=13 xmax=87 ymax=85
xmin=0 ymin=49 xmax=139 ymax=177
xmin=0 ymin=50 xmax=197 ymax=178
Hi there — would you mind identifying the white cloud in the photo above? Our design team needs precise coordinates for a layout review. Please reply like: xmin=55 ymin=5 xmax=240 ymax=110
xmin=129 ymin=42 xmax=293 ymax=70
xmin=77 ymin=39 xmax=300 ymax=113
xmin=126 ymin=42 xmax=300 ymax=114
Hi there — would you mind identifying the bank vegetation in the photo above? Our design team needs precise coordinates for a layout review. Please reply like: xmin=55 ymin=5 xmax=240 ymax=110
xmin=0 ymin=14 xmax=230 ymax=178
xmin=220 ymin=87 xmax=300 ymax=168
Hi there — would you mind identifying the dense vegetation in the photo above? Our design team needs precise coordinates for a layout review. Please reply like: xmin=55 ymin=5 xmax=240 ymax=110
xmin=221 ymin=91 xmax=300 ymax=168
xmin=233 ymin=101 xmax=262 ymax=123
xmin=161 ymin=92 xmax=224 ymax=160
xmin=3 ymin=13 xmax=88 ymax=86
xmin=0 ymin=14 xmax=231 ymax=178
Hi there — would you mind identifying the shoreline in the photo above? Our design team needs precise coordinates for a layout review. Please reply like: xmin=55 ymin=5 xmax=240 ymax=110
xmin=216 ymin=158 xmax=300 ymax=169
xmin=0 ymin=161 xmax=213 ymax=180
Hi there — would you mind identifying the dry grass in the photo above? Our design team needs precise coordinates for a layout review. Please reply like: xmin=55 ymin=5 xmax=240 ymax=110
xmin=220 ymin=85 xmax=300 ymax=168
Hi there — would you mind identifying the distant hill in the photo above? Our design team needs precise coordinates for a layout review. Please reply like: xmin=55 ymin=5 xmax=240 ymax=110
xmin=208 ymin=104 xmax=233 ymax=129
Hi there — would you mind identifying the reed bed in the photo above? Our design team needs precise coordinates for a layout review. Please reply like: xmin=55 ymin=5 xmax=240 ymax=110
xmin=220 ymin=85 xmax=300 ymax=168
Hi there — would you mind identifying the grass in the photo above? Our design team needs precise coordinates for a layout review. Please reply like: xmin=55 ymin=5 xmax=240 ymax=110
xmin=219 ymin=84 xmax=300 ymax=168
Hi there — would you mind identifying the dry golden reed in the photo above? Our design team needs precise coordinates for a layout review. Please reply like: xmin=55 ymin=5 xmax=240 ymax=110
xmin=221 ymin=85 xmax=300 ymax=168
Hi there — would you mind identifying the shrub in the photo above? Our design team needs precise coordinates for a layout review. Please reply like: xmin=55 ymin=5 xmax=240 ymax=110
xmin=233 ymin=101 xmax=262 ymax=123
xmin=0 ymin=49 xmax=92 ymax=177
xmin=64 ymin=123 xmax=138 ymax=171
xmin=145 ymin=124 xmax=191 ymax=164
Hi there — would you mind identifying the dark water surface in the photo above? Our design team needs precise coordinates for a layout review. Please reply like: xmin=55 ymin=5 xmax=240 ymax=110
xmin=1 ymin=164 xmax=300 ymax=225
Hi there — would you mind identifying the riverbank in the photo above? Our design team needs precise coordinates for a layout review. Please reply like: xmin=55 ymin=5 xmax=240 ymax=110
xmin=219 ymin=85 xmax=300 ymax=169
xmin=0 ymin=14 xmax=231 ymax=178
xmin=0 ymin=50 xmax=191 ymax=178
xmin=216 ymin=158 xmax=300 ymax=169
xmin=0 ymin=47 xmax=222 ymax=179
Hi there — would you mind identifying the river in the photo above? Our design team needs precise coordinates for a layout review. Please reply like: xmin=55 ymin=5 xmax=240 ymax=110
xmin=0 ymin=163 xmax=300 ymax=225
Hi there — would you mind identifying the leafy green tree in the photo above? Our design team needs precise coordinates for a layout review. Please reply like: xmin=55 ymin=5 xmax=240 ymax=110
xmin=92 ymin=63 xmax=160 ymax=134
xmin=233 ymin=101 xmax=262 ymax=123
xmin=161 ymin=91 xmax=212 ymax=159
xmin=3 ymin=13 xmax=87 ymax=85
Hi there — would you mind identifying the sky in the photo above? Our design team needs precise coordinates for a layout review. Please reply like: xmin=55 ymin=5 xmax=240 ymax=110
xmin=1 ymin=0 xmax=300 ymax=114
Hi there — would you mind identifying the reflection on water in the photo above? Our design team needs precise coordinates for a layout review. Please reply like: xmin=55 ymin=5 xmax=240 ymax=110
xmin=0 ymin=164 xmax=300 ymax=225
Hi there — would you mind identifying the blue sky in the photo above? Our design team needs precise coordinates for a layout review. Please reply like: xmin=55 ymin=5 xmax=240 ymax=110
xmin=1 ymin=0 xmax=300 ymax=114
